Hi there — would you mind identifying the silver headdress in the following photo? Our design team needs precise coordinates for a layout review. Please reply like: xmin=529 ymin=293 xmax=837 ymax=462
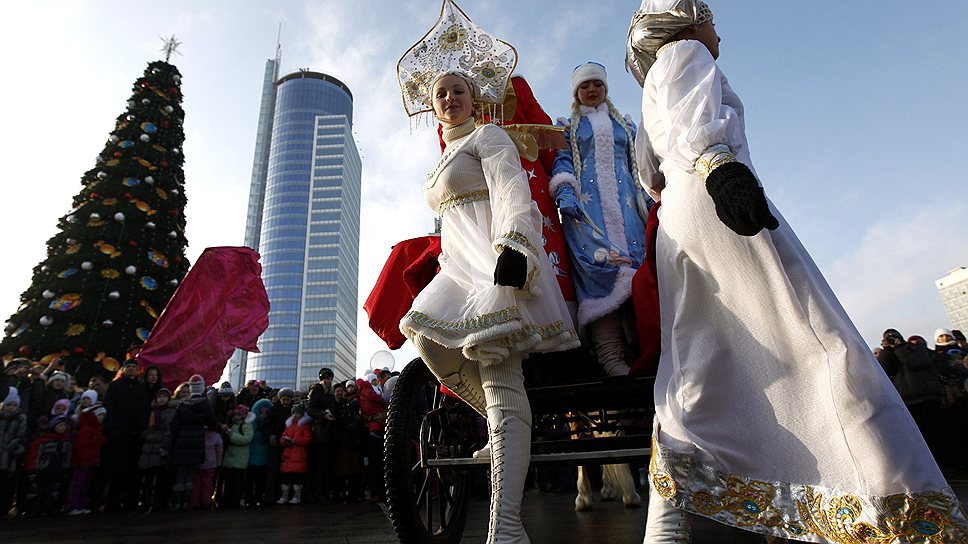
xmin=397 ymin=0 xmax=518 ymax=119
xmin=626 ymin=0 xmax=713 ymax=86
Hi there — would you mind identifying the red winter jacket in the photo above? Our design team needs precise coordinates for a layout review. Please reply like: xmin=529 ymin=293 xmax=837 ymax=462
xmin=280 ymin=415 xmax=313 ymax=474
xmin=72 ymin=409 xmax=104 ymax=468
xmin=357 ymin=379 xmax=388 ymax=433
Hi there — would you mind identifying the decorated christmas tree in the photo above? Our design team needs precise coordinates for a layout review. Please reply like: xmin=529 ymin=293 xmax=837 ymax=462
xmin=0 ymin=38 xmax=191 ymax=382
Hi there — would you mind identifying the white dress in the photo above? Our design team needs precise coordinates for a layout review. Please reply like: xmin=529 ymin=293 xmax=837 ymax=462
xmin=636 ymin=40 xmax=968 ymax=542
xmin=400 ymin=122 xmax=579 ymax=364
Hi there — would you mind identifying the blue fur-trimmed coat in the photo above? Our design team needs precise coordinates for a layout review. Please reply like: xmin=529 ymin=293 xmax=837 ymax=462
xmin=550 ymin=102 xmax=650 ymax=327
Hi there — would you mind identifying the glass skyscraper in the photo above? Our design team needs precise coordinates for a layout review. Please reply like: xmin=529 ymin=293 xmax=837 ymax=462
xmin=937 ymin=267 xmax=968 ymax=333
xmin=231 ymin=65 xmax=361 ymax=391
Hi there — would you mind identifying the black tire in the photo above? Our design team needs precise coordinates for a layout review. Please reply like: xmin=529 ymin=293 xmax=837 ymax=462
xmin=384 ymin=358 xmax=471 ymax=544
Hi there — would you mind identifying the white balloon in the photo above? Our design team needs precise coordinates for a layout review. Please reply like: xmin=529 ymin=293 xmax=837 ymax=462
xmin=369 ymin=350 xmax=396 ymax=372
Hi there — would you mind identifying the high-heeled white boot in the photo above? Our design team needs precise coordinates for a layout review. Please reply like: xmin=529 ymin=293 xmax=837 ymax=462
xmin=486 ymin=408 xmax=532 ymax=544
xmin=643 ymin=485 xmax=692 ymax=543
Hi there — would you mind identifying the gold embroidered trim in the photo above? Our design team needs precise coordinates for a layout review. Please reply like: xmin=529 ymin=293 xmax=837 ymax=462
xmin=496 ymin=230 xmax=539 ymax=258
xmin=694 ymin=143 xmax=736 ymax=180
xmin=438 ymin=190 xmax=490 ymax=214
xmin=649 ymin=440 xmax=968 ymax=542
xmin=404 ymin=306 xmax=521 ymax=333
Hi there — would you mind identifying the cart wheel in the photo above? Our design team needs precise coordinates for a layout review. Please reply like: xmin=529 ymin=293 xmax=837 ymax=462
xmin=385 ymin=358 xmax=471 ymax=543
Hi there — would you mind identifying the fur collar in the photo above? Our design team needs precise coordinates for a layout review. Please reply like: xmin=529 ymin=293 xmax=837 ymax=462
xmin=285 ymin=414 xmax=312 ymax=428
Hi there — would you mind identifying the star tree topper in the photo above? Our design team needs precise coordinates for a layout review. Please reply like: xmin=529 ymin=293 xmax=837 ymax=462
xmin=160 ymin=35 xmax=182 ymax=62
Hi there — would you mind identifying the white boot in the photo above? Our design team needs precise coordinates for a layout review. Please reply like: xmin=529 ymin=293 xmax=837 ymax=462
xmin=589 ymin=313 xmax=631 ymax=377
xmin=643 ymin=485 xmax=692 ymax=543
xmin=289 ymin=484 xmax=303 ymax=504
xmin=472 ymin=440 xmax=491 ymax=460
xmin=486 ymin=409 xmax=532 ymax=544
xmin=276 ymin=484 xmax=290 ymax=505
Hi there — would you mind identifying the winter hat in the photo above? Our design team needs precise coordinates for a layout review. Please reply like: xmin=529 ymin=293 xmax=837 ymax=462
xmin=882 ymin=329 xmax=904 ymax=343
xmin=188 ymin=374 xmax=205 ymax=396
xmin=81 ymin=389 xmax=99 ymax=405
xmin=4 ymin=358 xmax=29 ymax=374
xmin=155 ymin=387 xmax=172 ymax=399
xmin=345 ymin=380 xmax=356 ymax=389
xmin=935 ymin=328 xmax=955 ymax=346
xmin=48 ymin=371 xmax=69 ymax=385
xmin=3 ymin=386 xmax=20 ymax=407
xmin=235 ymin=404 xmax=250 ymax=418
xmin=49 ymin=415 xmax=68 ymax=430
xmin=218 ymin=381 xmax=235 ymax=395
xmin=291 ymin=404 xmax=306 ymax=416
xmin=907 ymin=335 xmax=926 ymax=345
xmin=571 ymin=62 xmax=608 ymax=97
xmin=365 ymin=372 xmax=378 ymax=384
xmin=277 ymin=388 xmax=295 ymax=399
xmin=52 ymin=398 xmax=71 ymax=415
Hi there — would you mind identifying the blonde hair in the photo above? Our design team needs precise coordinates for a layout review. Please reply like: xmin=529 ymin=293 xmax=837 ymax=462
xmin=568 ymin=97 xmax=637 ymax=183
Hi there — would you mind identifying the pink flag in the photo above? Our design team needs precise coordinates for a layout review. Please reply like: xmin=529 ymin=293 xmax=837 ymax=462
xmin=137 ymin=246 xmax=269 ymax=389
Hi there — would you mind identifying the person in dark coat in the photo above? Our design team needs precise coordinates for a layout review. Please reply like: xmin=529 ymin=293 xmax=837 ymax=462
xmin=101 ymin=359 xmax=150 ymax=511
xmin=0 ymin=387 xmax=27 ymax=515
xmin=331 ymin=382 xmax=364 ymax=502
xmin=169 ymin=375 xmax=221 ymax=510
xmin=306 ymin=367 xmax=337 ymax=502
xmin=264 ymin=388 xmax=294 ymax=503
xmin=138 ymin=387 xmax=174 ymax=511
xmin=143 ymin=366 xmax=164 ymax=401
xmin=877 ymin=329 xmax=946 ymax=464
xmin=245 ymin=398 xmax=273 ymax=506
xmin=22 ymin=415 xmax=72 ymax=516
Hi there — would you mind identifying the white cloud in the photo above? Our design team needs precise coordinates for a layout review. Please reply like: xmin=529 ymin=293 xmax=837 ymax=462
xmin=824 ymin=200 xmax=968 ymax=348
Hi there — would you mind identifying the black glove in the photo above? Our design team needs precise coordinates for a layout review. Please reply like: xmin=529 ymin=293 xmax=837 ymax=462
xmin=494 ymin=249 xmax=527 ymax=289
xmin=705 ymin=161 xmax=779 ymax=236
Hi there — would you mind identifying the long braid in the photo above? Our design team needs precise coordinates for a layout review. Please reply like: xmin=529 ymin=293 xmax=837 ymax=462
xmin=605 ymin=97 xmax=637 ymax=179
xmin=569 ymin=101 xmax=583 ymax=182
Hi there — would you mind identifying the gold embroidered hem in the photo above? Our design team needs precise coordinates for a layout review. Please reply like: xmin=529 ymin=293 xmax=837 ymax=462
xmin=649 ymin=440 xmax=968 ymax=543
xmin=694 ymin=143 xmax=737 ymax=180
xmin=438 ymin=190 xmax=490 ymax=214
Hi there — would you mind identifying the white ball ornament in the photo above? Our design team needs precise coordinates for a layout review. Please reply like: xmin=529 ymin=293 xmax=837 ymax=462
xmin=89 ymin=213 xmax=100 ymax=220
xmin=108 ymin=291 xmax=120 ymax=300
xmin=141 ymin=98 xmax=151 ymax=105
xmin=81 ymin=262 xmax=93 ymax=270
xmin=66 ymin=215 xmax=77 ymax=224
xmin=167 ymin=231 xmax=177 ymax=239
xmin=169 ymin=279 xmax=179 ymax=286
xmin=39 ymin=316 xmax=53 ymax=327
xmin=164 ymin=105 xmax=174 ymax=113
xmin=172 ymin=148 xmax=180 ymax=155
xmin=102 ymin=319 xmax=114 ymax=327
xmin=144 ymin=176 xmax=154 ymax=184
xmin=109 ymin=135 xmax=120 ymax=143
xmin=97 ymin=171 xmax=108 ymax=179
xmin=114 ymin=212 xmax=125 ymax=221
xmin=171 ymin=189 xmax=180 ymax=196
xmin=126 ymin=114 xmax=136 ymax=121
xmin=125 ymin=266 xmax=137 ymax=275
xmin=127 ymin=100 xmax=136 ymax=108
xmin=140 ymin=134 xmax=150 ymax=142
xmin=65 ymin=238 xmax=76 ymax=245
xmin=146 ymin=222 xmax=156 ymax=229
xmin=42 ymin=290 xmax=55 ymax=299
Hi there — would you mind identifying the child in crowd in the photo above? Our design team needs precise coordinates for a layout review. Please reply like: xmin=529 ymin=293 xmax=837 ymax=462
xmin=277 ymin=404 xmax=312 ymax=504
xmin=191 ymin=428 xmax=223 ymax=510
xmin=0 ymin=387 xmax=27 ymax=516
xmin=170 ymin=375 xmax=220 ymax=511
xmin=219 ymin=404 xmax=253 ymax=507
xmin=138 ymin=387 xmax=174 ymax=512
xmin=65 ymin=390 xmax=105 ymax=515
xmin=245 ymin=398 xmax=272 ymax=506
xmin=23 ymin=415 xmax=73 ymax=516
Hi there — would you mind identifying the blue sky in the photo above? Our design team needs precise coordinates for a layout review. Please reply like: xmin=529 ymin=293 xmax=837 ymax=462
xmin=1 ymin=1 xmax=966 ymax=378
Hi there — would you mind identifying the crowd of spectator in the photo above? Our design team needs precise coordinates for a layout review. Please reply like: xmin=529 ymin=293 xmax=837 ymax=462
xmin=875 ymin=327 xmax=968 ymax=476
xmin=0 ymin=359 xmax=398 ymax=518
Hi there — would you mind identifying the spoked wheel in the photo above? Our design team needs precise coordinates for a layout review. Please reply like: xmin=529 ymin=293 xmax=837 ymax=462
xmin=384 ymin=358 xmax=475 ymax=543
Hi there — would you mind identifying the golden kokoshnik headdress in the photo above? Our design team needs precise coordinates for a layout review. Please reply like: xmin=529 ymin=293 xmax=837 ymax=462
xmin=397 ymin=0 xmax=564 ymax=160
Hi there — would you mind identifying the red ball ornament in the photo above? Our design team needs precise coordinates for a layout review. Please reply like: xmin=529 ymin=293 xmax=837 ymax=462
xmin=122 ymin=192 xmax=132 ymax=199
xmin=113 ymin=151 xmax=122 ymax=158
xmin=18 ymin=346 xmax=31 ymax=356
xmin=73 ymin=346 xmax=84 ymax=354
xmin=90 ymin=192 xmax=100 ymax=199
xmin=140 ymin=81 xmax=148 ymax=88
xmin=128 ymin=240 xmax=138 ymax=247
xmin=160 ymin=120 xmax=169 ymax=128
xmin=168 ymin=210 xmax=178 ymax=217
xmin=160 ymin=160 xmax=169 ymax=168
xmin=174 ymin=256 xmax=183 ymax=264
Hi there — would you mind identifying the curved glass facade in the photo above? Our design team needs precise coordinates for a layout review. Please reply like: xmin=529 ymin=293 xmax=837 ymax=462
xmin=243 ymin=72 xmax=361 ymax=390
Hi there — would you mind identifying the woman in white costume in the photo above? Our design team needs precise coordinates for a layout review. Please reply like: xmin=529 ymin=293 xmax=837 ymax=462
xmin=396 ymin=2 xmax=579 ymax=542
xmin=627 ymin=1 xmax=968 ymax=542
